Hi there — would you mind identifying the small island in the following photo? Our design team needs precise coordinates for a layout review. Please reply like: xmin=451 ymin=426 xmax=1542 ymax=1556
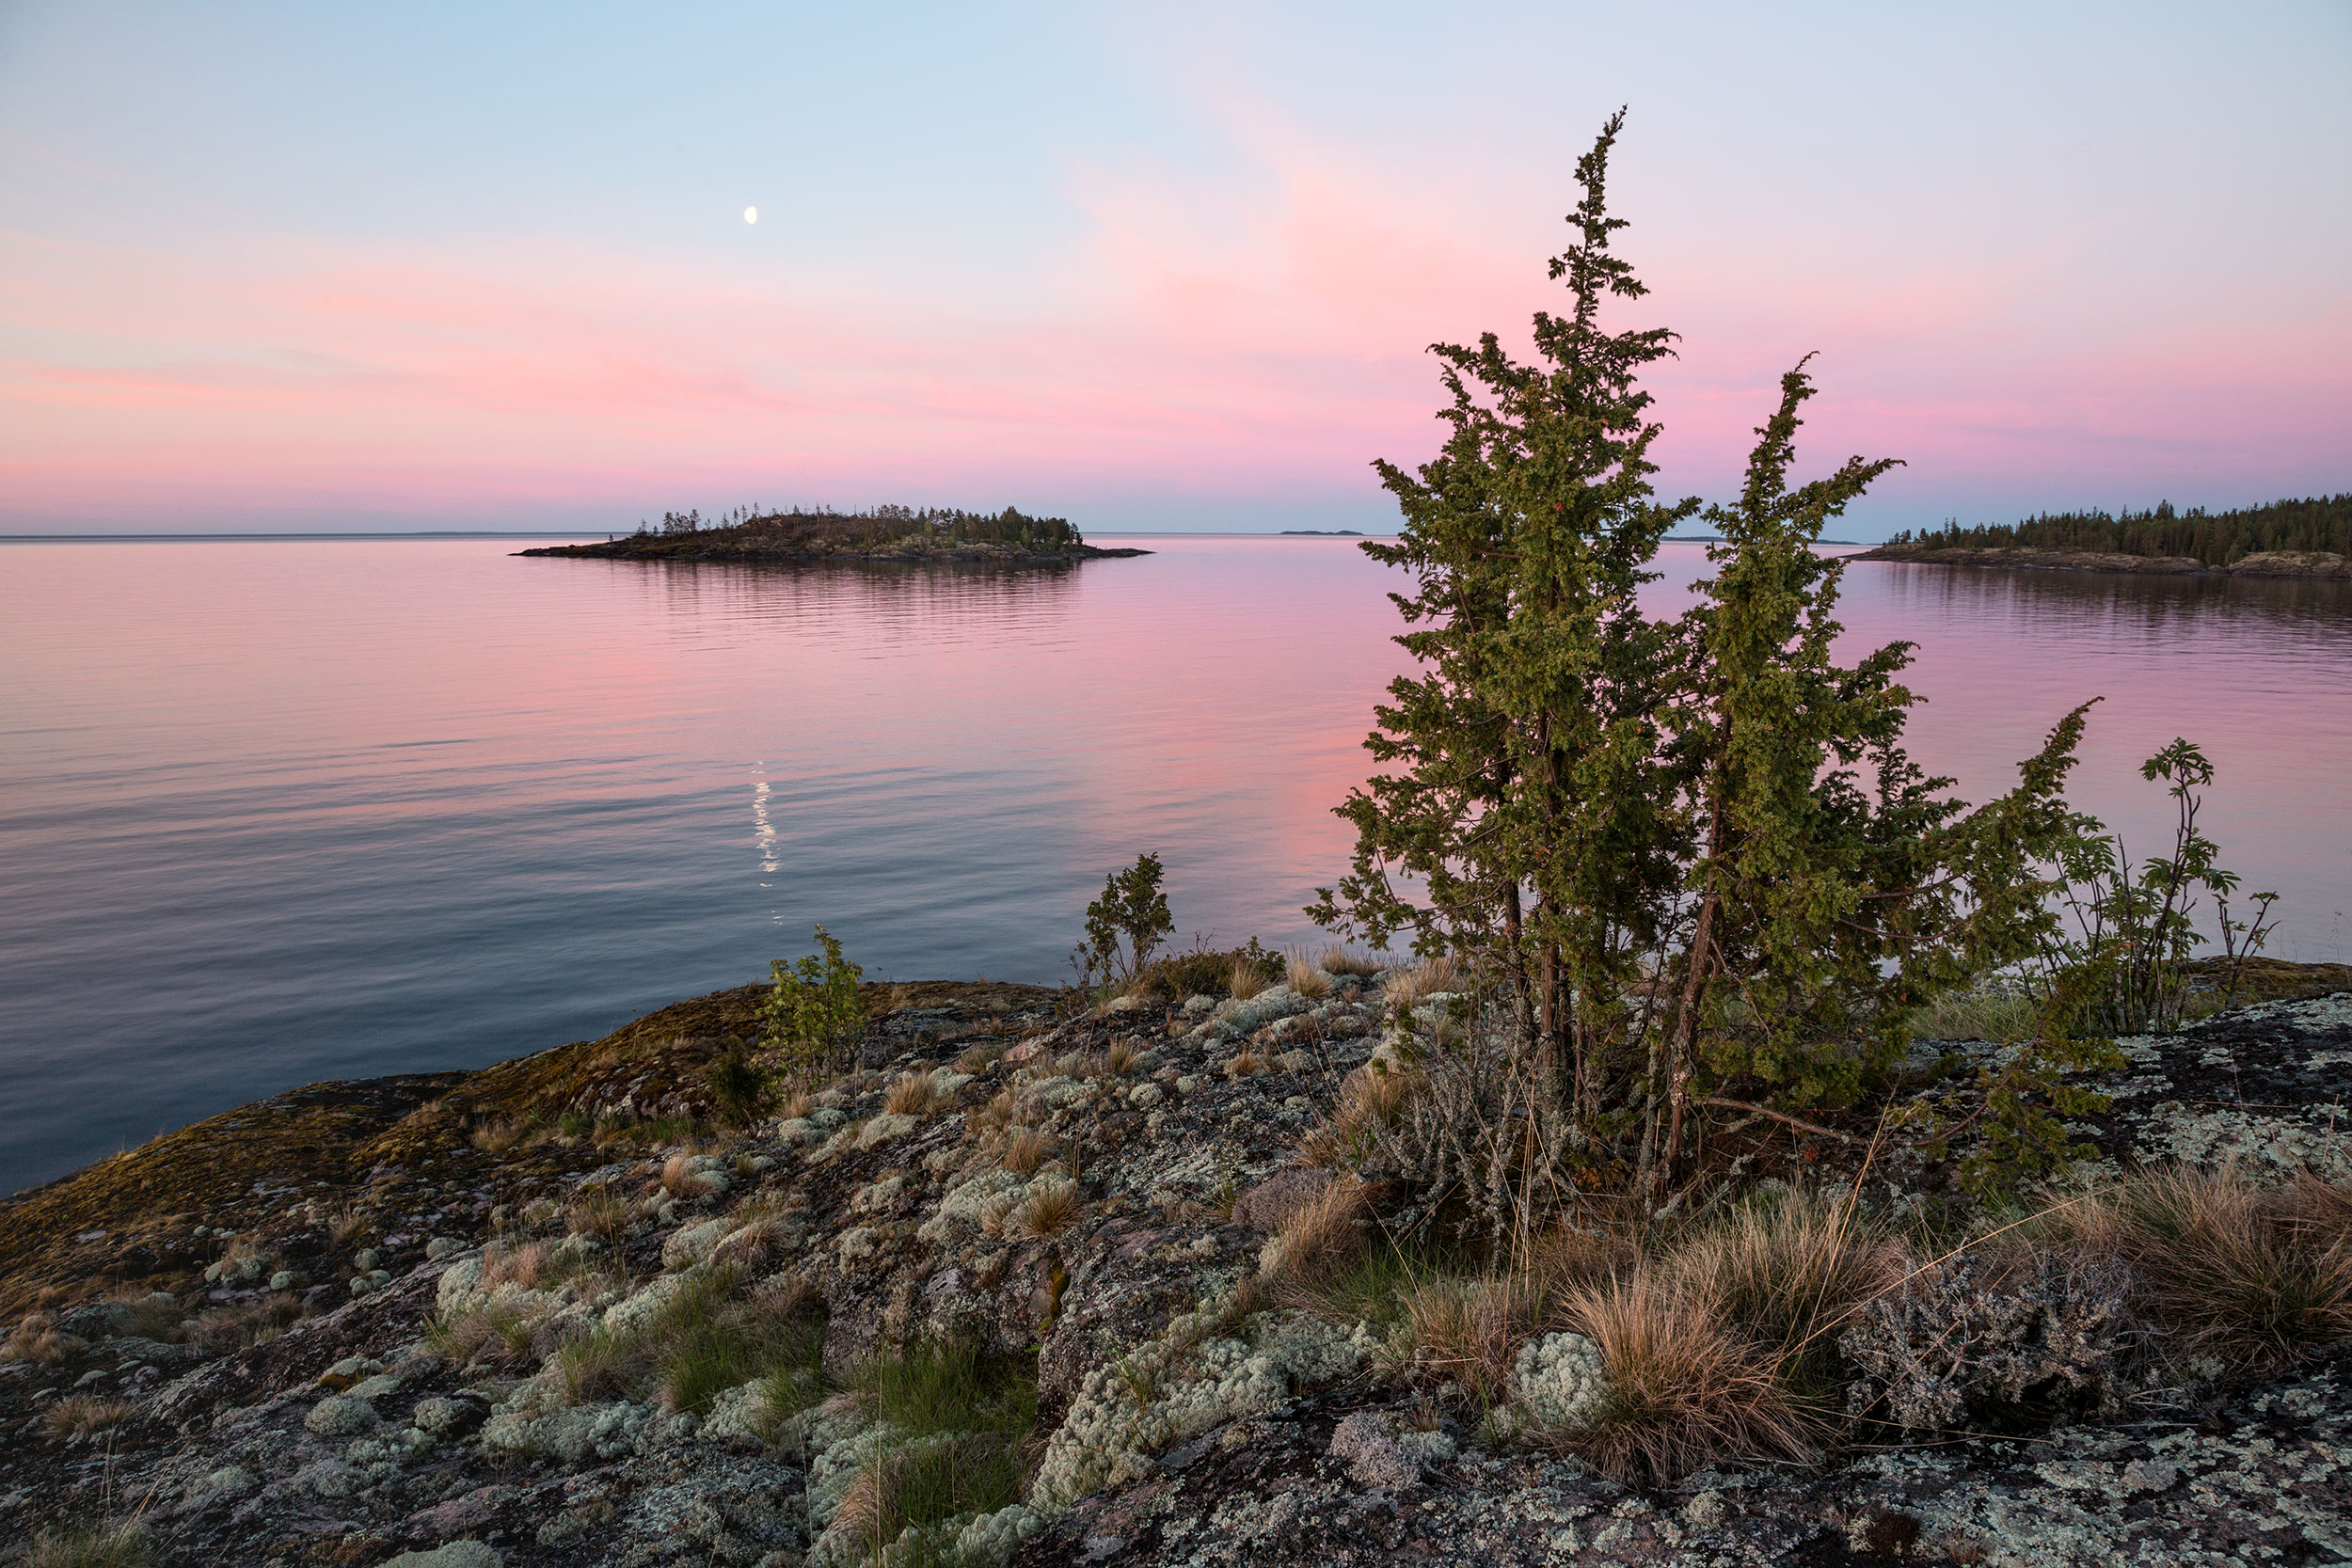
xmin=1855 ymin=494 xmax=2350 ymax=578
xmin=520 ymin=504 xmax=1150 ymax=564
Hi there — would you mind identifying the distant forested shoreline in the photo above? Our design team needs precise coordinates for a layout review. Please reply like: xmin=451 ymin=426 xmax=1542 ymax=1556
xmin=1870 ymin=493 xmax=2349 ymax=568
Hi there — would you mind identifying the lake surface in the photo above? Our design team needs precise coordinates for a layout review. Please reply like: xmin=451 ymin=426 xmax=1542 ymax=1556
xmin=3 ymin=535 xmax=2347 ymax=1194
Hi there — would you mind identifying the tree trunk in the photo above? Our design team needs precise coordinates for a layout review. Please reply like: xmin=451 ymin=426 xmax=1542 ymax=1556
xmin=1661 ymin=777 xmax=1730 ymax=1194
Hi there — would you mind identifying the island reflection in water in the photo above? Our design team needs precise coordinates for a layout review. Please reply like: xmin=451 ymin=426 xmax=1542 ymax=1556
xmin=0 ymin=536 xmax=2344 ymax=1191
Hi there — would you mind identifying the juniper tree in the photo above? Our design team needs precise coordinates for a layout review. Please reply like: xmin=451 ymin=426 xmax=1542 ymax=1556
xmin=1316 ymin=114 xmax=2107 ymax=1209
xmin=1309 ymin=110 xmax=1698 ymax=1114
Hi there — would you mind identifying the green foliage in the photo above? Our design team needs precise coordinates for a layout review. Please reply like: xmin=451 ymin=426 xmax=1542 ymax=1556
xmin=1886 ymin=492 xmax=2351 ymax=565
xmin=1077 ymin=852 xmax=1174 ymax=989
xmin=1308 ymin=110 xmax=2158 ymax=1205
xmin=2048 ymin=741 xmax=2278 ymax=1034
xmin=1308 ymin=108 xmax=1699 ymax=1114
xmin=556 ymin=1265 xmax=826 ymax=1415
xmin=633 ymin=502 xmax=1083 ymax=552
xmin=759 ymin=926 xmax=865 ymax=1083
xmin=853 ymin=1337 xmax=1037 ymax=1439
xmin=704 ymin=1039 xmax=768 ymax=1128
xmin=835 ymin=1338 xmax=1039 ymax=1565
xmin=1945 ymin=967 xmax=2128 ymax=1202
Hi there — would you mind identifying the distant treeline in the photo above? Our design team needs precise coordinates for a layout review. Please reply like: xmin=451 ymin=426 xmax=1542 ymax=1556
xmin=1885 ymin=494 xmax=2351 ymax=566
xmin=636 ymin=504 xmax=1082 ymax=550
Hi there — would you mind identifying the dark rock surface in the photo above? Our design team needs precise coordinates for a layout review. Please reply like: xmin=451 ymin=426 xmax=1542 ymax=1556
xmin=3 ymin=973 xmax=2347 ymax=1566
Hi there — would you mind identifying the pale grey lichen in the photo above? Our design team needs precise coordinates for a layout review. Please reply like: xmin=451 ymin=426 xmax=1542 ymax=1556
xmin=916 ymin=1168 xmax=1025 ymax=1243
xmin=1030 ymin=1306 xmax=1375 ymax=1511
xmin=480 ymin=1398 xmax=652 ymax=1464
xmin=1510 ymin=1331 xmax=1610 ymax=1433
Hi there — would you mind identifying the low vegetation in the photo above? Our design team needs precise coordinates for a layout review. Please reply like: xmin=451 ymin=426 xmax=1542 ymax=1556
xmin=1267 ymin=1154 xmax=2352 ymax=1481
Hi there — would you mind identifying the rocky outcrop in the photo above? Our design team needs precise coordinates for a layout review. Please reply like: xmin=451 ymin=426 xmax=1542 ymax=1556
xmin=2 ymin=973 xmax=2346 ymax=1566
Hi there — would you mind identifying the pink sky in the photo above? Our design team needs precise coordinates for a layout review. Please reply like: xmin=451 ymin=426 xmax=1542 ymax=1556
xmin=3 ymin=4 xmax=2346 ymax=535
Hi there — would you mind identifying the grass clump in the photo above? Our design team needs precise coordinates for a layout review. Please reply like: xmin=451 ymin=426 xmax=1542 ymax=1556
xmin=1014 ymin=1177 xmax=1083 ymax=1239
xmin=1380 ymin=955 xmax=1461 ymax=1008
xmin=1286 ymin=951 xmax=1333 ymax=1000
xmin=1228 ymin=954 xmax=1274 ymax=1002
xmin=1393 ymin=1272 xmax=1549 ymax=1406
xmin=41 ymin=1396 xmax=135 ymax=1439
xmin=1558 ymin=1271 xmax=1813 ymax=1483
xmin=884 ymin=1071 xmax=940 ymax=1117
xmin=185 ymin=1293 xmax=307 ymax=1354
xmin=555 ymin=1265 xmax=828 ymax=1416
xmin=833 ymin=1338 xmax=1041 ymax=1562
xmin=1911 ymin=985 xmax=2040 ymax=1043
xmin=1001 ymin=1128 xmax=1054 ymax=1178
xmin=1298 ymin=1065 xmax=1417 ymax=1169
xmin=1262 ymin=1177 xmax=1371 ymax=1295
xmin=1666 ymin=1193 xmax=1907 ymax=1398
xmin=423 ymin=1298 xmax=544 ymax=1370
xmin=25 ymin=1522 xmax=150 ymax=1568
xmin=2104 ymin=1166 xmax=2352 ymax=1370
xmin=706 ymin=1039 xmax=769 ymax=1128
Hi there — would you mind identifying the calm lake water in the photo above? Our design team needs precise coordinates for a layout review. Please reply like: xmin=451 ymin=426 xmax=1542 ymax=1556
xmin=3 ymin=535 xmax=2347 ymax=1194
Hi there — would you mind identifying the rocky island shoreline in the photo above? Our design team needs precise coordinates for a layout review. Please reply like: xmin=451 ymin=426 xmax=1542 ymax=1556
xmin=518 ymin=507 xmax=1148 ymax=566
xmin=5 ymin=958 xmax=2351 ymax=1567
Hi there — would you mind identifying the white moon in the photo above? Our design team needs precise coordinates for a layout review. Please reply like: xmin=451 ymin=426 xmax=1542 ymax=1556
xmin=743 ymin=206 xmax=757 ymax=225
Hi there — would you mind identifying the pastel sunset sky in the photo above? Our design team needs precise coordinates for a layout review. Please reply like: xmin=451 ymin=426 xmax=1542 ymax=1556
xmin=3 ymin=2 xmax=2346 ymax=537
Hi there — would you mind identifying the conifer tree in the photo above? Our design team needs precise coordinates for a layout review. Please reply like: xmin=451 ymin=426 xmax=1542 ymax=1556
xmin=1310 ymin=110 xmax=1698 ymax=1112
xmin=1316 ymin=113 xmax=2106 ymax=1212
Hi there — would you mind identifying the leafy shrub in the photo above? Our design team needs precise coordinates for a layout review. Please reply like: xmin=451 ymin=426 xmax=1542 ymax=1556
xmin=1076 ymin=853 xmax=1174 ymax=990
xmin=760 ymin=926 xmax=865 ymax=1083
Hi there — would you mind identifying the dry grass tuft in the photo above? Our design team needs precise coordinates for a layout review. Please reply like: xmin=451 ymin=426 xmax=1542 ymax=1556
xmin=955 ymin=1040 xmax=1007 ymax=1075
xmin=708 ymin=1217 xmax=794 ymax=1275
xmin=1395 ymin=1272 xmax=1549 ymax=1405
xmin=1228 ymin=955 xmax=1273 ymax=1002
xmin=1015 ymin=1177 xmax=1083 ymax=1239
xmin=469 ymin=1117 xmax=534 ymax=1155
xmin=26 ymin=1521 xmax=150 ymax=1568
xmin=1102 ymin=1037 xmax=1144 ymax=1078
xmin=1320 ymin=945 xmax=1383 ymax=977
xmin=2 ymin=1314 xmax=82 ymax=1367
xmin=660 ymin=1152 xmax=715 ymax=1199
xmin=1264 ymin=1177 xmax=1370 ymax=1292
xmin=1559 ymin=1271 xmax=1813 ymax=1483
xmin=2105 ymin=1166 xmax=2352 ymax=1369
xmin=1286 ymin=952 xmax=1333 ymax=1000
xmin=1382 ymin=955 xmax=1463 ymax=1008
xmin=884 ymin=1071 xmax=940 ymax=1117
xmin=479 ymin=1239 xmax=549 ymax=1291
xmin=972 ymin=1085 xmax=1020 ymax=1137
xmin=1002 ymin=1128 xmax=1055 ymax=1178
xmin=567 ymin=1188 xmax=634 ymax=1255
xmin=41 ymin=1395 xmax=135 ymax=1439
xmin=1669 ymin=1194 xmax=1910 ymax=1386
xmin=1299 ymin=1065 xmax=1418 ymax=1168
xmin=423 ymin=1298 xmax=545 ymax=1368
xmin=185 ymin=1294 xmax=304 ymax=1354
xmin=1225 ymin=1049 xmax=1264 ymax=1080
xmin=778 ymin=1088 xmax=816 ymax=1123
